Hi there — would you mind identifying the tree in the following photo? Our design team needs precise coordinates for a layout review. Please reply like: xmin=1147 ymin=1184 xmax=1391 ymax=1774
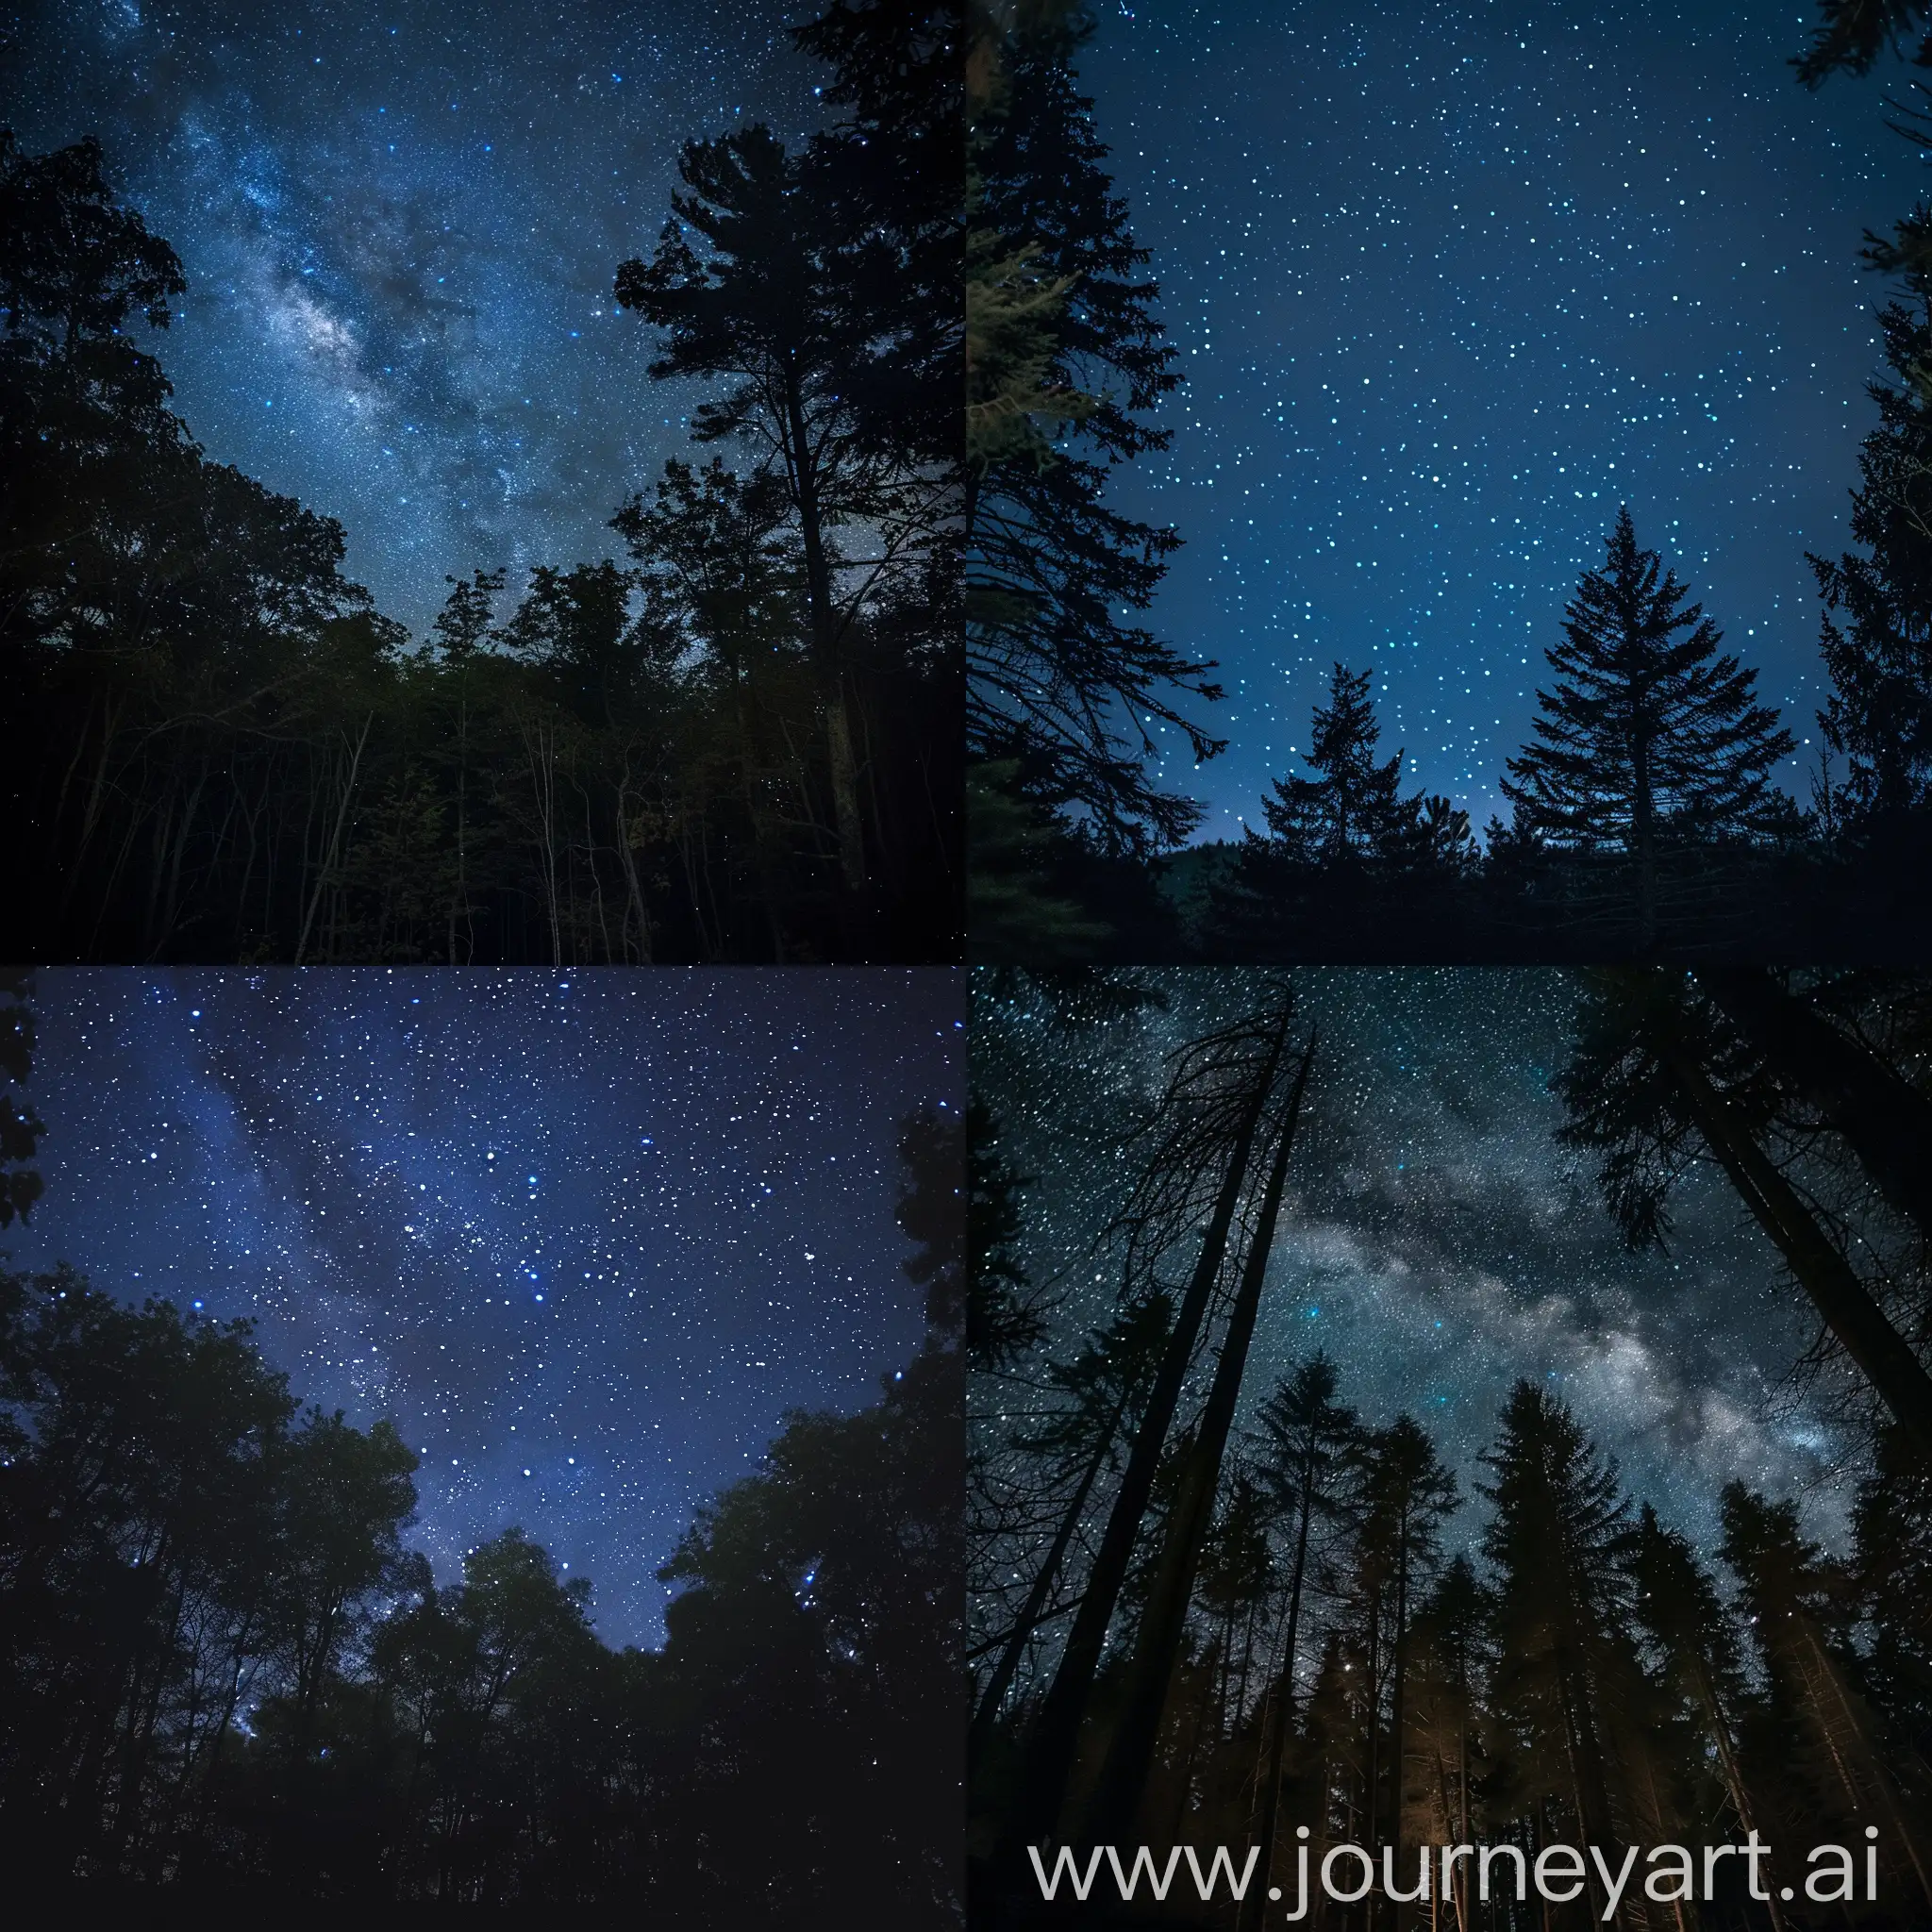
xmin=996 ymin=987 xmax=1295 ymax=1863
xmin=1631 ymin=1503 xmax=1792 ymax=1931
xmin=1479 ymin=1384 xmax=1637 ymax=1884
xmin=0 ymin=974 xmax=42 ymax=1228
xmin=1502 ymin=508 xmax=1796 ymax=948
xmin=1794 ymin=0 xmax=1932 ymax=83
xmin=1722 ymin=1482 xmax=1932 ymax=1909
xmin=1257 ymin=665 xmax=1423 ymax=870
xmin=1238 ymin=1354 xmax=1359 ymax=1931
xmin=1557 ymin=968 xmax=1932 ymax=1456
xmin=1211 ymin=666 xmax=1475 ymax=958
xmin=966 ymin=8 xmax=1223 ymax=860
xmin=1808 ymin=179 xmax=1932 ymax=841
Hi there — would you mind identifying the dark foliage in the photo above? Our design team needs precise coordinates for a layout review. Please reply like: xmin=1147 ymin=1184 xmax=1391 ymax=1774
xmin=0 ymin=1261 xmax=962 ymax=1919
xmin=0 ymin=2 xmax=960 ymax=965
xmin=968 ymin=996 xmax=1932 ymax=1925
xmin=966 ymin=3 xmax=1223 ymax=943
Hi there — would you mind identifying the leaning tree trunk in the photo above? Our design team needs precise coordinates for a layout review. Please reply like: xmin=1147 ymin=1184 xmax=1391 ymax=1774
xmin=969 ymin=1374 xmax=1136 ymax=1777
xmin=1696 ymin=967 xmax=1932 ymax=1248
xmin=999 ymin=1010 xmax=1294 ymax=1862
xmin=1656 ymin=1041 xmax=1932 ymax=1458
xmin=1082 ymin=1040 xmax=1314 ymax=1848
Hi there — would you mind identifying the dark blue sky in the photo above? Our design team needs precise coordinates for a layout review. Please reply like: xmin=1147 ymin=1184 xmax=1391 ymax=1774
xmin=1077 ymin=0 xmax=1930 ymax=835
xmin=6 ymin=969 xmax=963 ymax=1648
xmin=2 ymin=0 xmax=818 ymax=633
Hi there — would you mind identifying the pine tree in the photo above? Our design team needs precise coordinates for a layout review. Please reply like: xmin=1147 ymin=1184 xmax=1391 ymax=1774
xmin=1502 ymin=508 xmax=1795 ymax=948
xmin=966 ymin=8 xmax=1223 ymax=859
xmin=1479 ymin=1383 xmax=1637 ymax=1873
xmin=1238 ymin=1354 xmax=1359 ymax=1929
xmin=1721 ymin=1482 xmax=1932 ymax=1909
xmin=1211 ymin=666 xmax=1473 ymax=958
xmin=1557 ymin=968 xmax=1932 ymax=1456
xmin=1795 ymin=0 xmax=1932 ymax=84
xmin=1259 ymin=664 xmax=1414 ymax=867
xmin=1809 ymin=171 xmax=1932 ymax=841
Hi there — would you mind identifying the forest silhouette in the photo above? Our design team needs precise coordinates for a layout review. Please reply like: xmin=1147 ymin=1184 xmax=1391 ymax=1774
xmin=965 ymin=4 xmax=1932 ymax=964
xmin=967 ymin=968 xmax=1932 ymax=1929
xmin=0 ymin=1 xmax=961 ymax=966
xmin=0 ymin=974 xmax=964 ymax=1921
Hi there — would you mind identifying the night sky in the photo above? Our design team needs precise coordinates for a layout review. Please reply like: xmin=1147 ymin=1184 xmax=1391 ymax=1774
xmin=6 ymin=968 xmax=963 ymax=1648
xmin=1 ymin=0 xmax=819 ymax=633
xmin=1077 ymin=0 xmax=1931 ymax=835
xmin=974 ymin=969 xmax=1855 ymax=1568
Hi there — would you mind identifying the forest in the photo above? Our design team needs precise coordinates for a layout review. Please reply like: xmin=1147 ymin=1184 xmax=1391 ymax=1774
xmin=966 ymin=967 xmax=1932 ymax=1928
xmin=0 ymin=0 xmax=960 ymax=966
xmin=0 ymin=973 xmax=964 ymax=1922
xmin=965 ymin=4 xmax=1932 ymax=963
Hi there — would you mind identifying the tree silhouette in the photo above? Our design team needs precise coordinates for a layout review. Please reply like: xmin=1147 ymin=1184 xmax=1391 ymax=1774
xmin=1503 ymin=508 xmax=1796 ymax=950
xmin=966 ymin=5 xmax=1222 ymax=883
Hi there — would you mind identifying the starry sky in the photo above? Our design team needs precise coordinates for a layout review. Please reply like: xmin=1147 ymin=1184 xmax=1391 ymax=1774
xmin=0 ymin=0 xmax=821 ymax=633
xmin=973 ymin=968 xmax=1856 ymax=1570
xmin=5 ymin=968 xmax=963 ymax=1648
xmin=1077 ymin=0 xmax=1932 ymax=836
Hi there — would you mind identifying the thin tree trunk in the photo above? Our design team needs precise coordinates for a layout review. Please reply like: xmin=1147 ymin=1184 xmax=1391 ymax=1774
xmin=969 ymin=1377 xmax=1134 ymax=1774
xmin=295 ymin=716 xmax=371 ymax=966
xmin=1084 ymin=1039 xmax=1314 ymax=1846
xmin=1002 ymin=1009 xmax=1294 ymax=1857
xmin=1241 ymin=1434 xmax=1320 ymax=1930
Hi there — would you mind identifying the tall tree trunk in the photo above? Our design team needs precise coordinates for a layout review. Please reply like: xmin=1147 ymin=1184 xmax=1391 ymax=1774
xmin=1001 ymin=1008 xmax=1294 ymax=1857
xmin=1696 ymin=968 xmax=1932 ymax=1246
xmin=1241 ymin=1438 xmax=1320 ymax=1928
xmin=294 ymin=716 xmax=371 ymax=966
xmin=1083 ymin=1040 xmax=1314 ymax=1846
xmin=1656 ymin=1041 xmax=1932 ymax=1457
xmin=781 ymin=366 xmax=866 ymax=896
xmin=1689 ymin=1656 xmax=1789 ymax=1932
xmin=969 ymin=1379 xmax=1133 ymax=1775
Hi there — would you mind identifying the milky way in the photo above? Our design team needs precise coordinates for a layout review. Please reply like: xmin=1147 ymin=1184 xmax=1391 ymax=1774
xmin=1 ymin=0 xmax=819 ymax=632
xmin=1075 ymin=0 xmax=1929 ymax=834
xmin=973 ymin=968 xmax=1857 ymax=1567
xmin=6 ymin=968 xmax=964 ymax=1647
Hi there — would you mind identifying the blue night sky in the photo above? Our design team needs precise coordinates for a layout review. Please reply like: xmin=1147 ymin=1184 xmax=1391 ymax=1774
xmin=5 ymin=969 xmax=963 ymax=1648
xmin=1075 ymin=0 xmax=1930 ymax=836
xmin=1 ymin=0 xmax=819 ymax=633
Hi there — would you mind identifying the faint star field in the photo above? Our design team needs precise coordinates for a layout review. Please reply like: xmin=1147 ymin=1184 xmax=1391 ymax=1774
xmin=1077 ymin=0 xmax=1929 ymax=833
xmin=8 ymin=968 xmax=964 ymax=1647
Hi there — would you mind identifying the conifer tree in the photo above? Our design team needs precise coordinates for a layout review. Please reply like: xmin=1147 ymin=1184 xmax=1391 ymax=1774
xmin=1721 ymin=1483 xmax=1932 ymax=1909
xmin=1238 ymin=1354 xmax=1359 ymax=1929
xmin=966 ymin=8 xmax=1223 ymax=859
xmin=1479 ymin=1383 xmax=1636 ymax=1868
xmin=1258 ymin=664 xmax=1416 ymax=868
xmin=1503 ymin=508 xmax=1795 ymax=947
xmin=1808 ymin=175 xmax=1932 ymax=839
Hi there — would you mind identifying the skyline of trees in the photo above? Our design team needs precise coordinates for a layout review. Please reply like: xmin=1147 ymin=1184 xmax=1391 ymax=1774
xmin=1 ymin=0 xmax=961 ymax=966
xmin=963 ymin=8 xmax=1932 ymax=962
xmin=967 ymin=967 xmax=1932 ymax=1927
xmin=0 ymin=979 xmax=965 ymax=1918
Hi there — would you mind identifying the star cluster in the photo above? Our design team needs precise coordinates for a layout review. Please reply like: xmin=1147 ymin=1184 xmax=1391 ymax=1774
xmin=1079 ymin=0 xmax=1930 ymax=832
xmin=974 ymin=969 xmax=1854 ymax=1563
xmin=2 ymin=0 xmax=819 ymax=631
xmin=8 ymin=968 xmax=964 ymax=1647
